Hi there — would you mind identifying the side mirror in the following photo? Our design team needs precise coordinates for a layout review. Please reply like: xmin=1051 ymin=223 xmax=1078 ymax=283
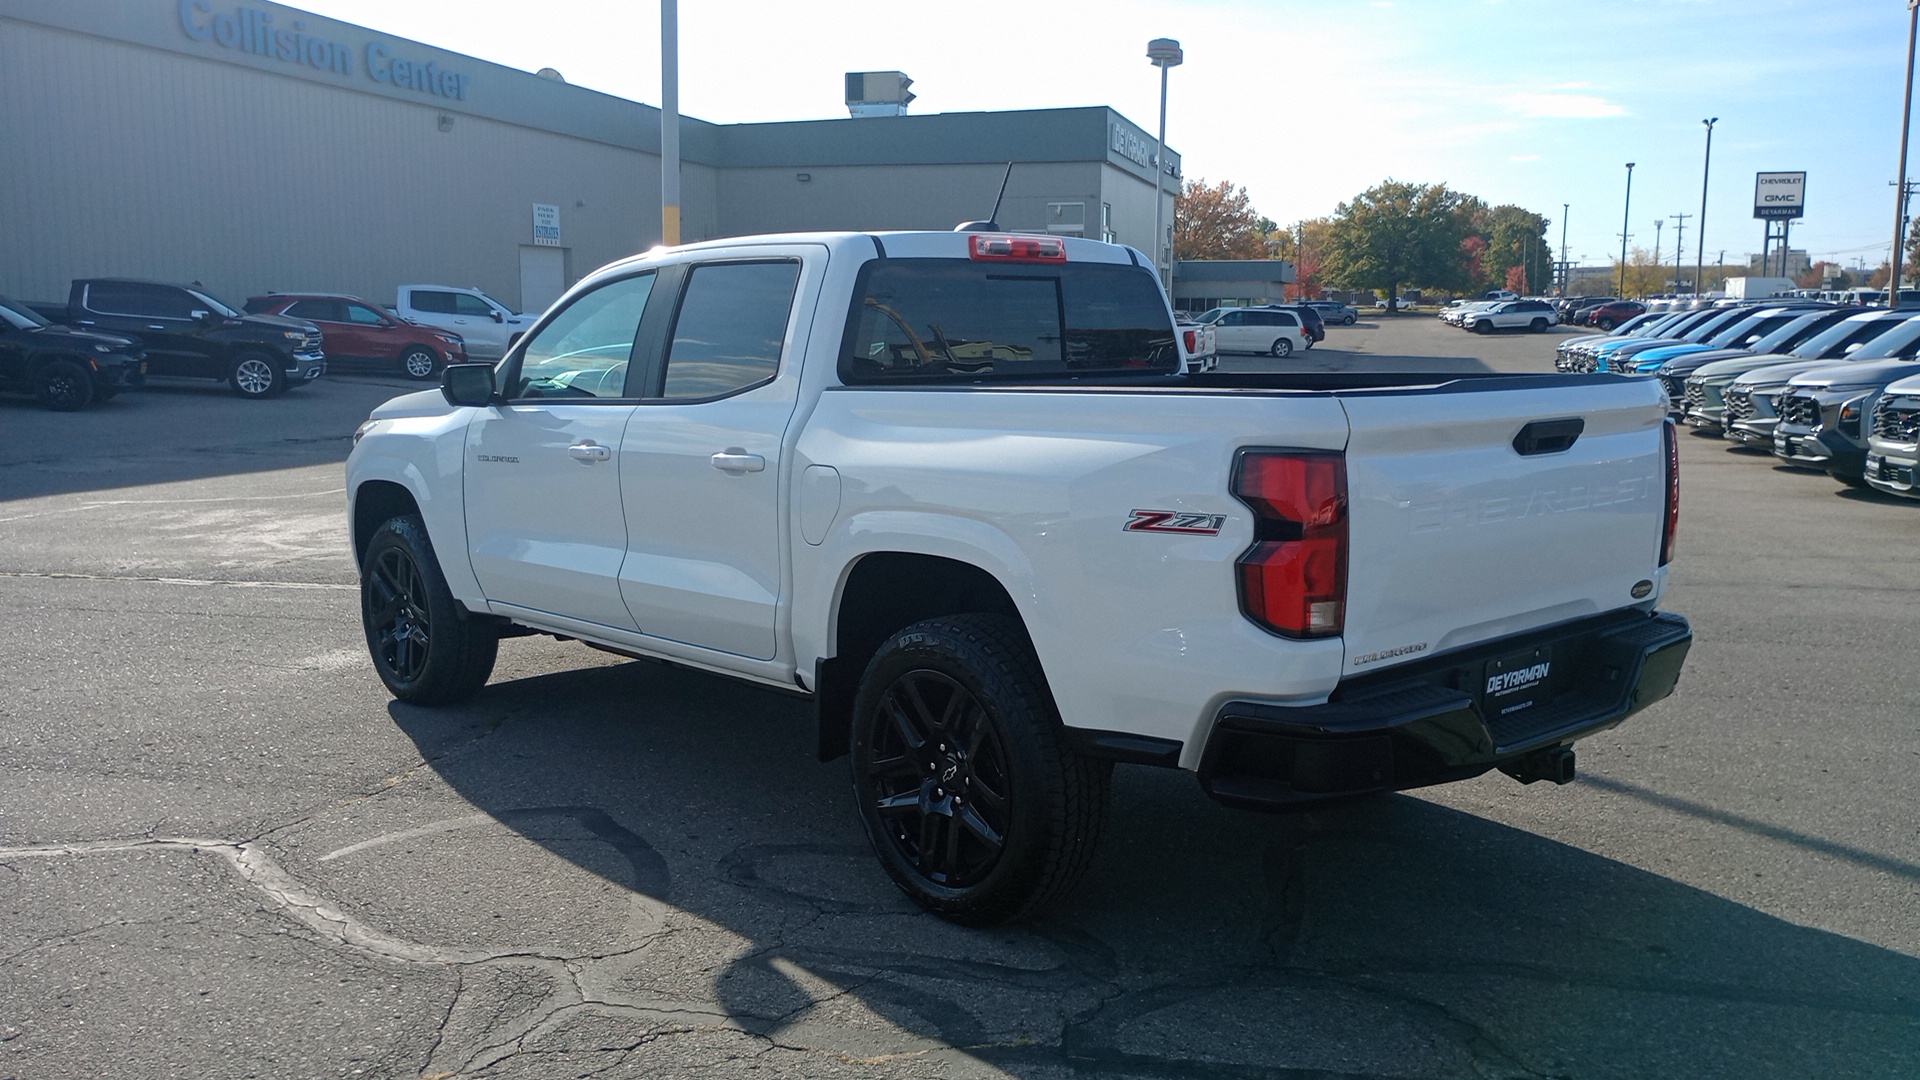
xmin=191 ymin=309 xmax=217 ymax=325
xmin=442 ymin=363 xmax=496 ymax=406
xmin=1844 ymin=342 xmax=1863 ymax=355
xmin=490 ymin=310 xmax=504 ymax=323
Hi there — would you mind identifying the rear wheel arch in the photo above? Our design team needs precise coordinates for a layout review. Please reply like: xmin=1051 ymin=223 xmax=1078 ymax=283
xmin=814 ymin=552 xmax=1027 ymax=762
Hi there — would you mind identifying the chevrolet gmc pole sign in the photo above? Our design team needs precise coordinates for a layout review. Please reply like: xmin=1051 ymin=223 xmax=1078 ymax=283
xmin=1754 ymin=172 xmax=1807 ymax=220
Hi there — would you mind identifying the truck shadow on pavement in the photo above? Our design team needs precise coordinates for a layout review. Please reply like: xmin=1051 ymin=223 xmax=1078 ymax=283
xmin=381 ymin=655 xmax=1920 ymax=1079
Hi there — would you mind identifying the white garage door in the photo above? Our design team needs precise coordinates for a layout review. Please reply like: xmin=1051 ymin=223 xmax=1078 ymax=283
xmin=519 ymin=246 xmax=568 ymax=315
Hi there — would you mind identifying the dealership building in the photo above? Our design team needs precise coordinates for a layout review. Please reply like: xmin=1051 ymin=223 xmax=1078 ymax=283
xmin=0 ymin=0 xmax=1291 ymax=315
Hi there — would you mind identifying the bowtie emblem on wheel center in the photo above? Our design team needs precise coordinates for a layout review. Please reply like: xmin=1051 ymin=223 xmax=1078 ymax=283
xmin=941 ymin=764 xmax=959 ymax=782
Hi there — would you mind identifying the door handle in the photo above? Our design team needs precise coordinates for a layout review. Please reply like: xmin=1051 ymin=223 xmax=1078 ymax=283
xmin=148 ymin=324 xmax=167 ymax=330
xmin=567 ymin=441 xmax=612 ymax=463
xmin=710 ymin=450 xmax=766 ymax=473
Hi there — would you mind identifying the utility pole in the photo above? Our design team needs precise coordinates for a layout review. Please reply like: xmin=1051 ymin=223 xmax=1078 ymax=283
xmin=1670 ymin=213 xmax=1692 ymax=293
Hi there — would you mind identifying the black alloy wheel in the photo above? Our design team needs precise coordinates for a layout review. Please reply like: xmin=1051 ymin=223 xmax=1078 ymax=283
xmin=36 ymin=360 xmax=94 ymax=411
xmin=360 ymin=514 xmax=498 ymax=704
xmin=851 ymin=614 xmax=1110 ymax=925
xmin=367 ymin=543 xmax=432 ymax=684
xmin=400 ymin=345 xmax=440 ymax=380
xmin=863 ymin=668 xmax=1013 ymax=891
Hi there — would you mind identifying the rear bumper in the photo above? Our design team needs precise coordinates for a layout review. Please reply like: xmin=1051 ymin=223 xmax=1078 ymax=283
xmin=1197 ymin=609 xmax=1691 ymax=809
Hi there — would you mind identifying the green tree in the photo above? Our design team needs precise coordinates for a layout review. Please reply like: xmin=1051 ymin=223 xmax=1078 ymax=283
xmin=1478 ymin=204 xmax=1553 ymax=295
xmin=1322 ymin=180 xmax=1479 ymax=308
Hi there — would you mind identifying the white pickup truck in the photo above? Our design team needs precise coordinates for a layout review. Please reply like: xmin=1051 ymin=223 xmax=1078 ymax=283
xmin=347 ymin=230 xmax=1691 ymax=925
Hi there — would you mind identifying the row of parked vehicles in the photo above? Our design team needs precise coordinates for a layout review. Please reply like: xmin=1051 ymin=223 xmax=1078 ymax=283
xmin=1552 ymin=299 xmax=1920 ymax=499
xmin=0 ymin=278 xmax=535 ymax=410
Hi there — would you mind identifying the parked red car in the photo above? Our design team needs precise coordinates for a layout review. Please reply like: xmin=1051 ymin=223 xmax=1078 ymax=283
xmin=243 ymin=293 xmax=465 ymax=379
xmin=1581 ymin=300 xmax=1648 ymax=331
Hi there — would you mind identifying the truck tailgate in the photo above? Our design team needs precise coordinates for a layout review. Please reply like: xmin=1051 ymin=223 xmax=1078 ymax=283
xmin=1336 ymin=377 xmax=1670 ymax=675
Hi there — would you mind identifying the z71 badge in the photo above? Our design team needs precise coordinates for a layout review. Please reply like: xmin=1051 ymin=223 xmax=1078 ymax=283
xmin=1124 ymin=510 xmax=1226 ymax=535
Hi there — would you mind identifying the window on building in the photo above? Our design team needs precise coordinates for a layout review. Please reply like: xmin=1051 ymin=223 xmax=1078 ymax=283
xmin=1101 ymin=203 xmax=1114 ymax=244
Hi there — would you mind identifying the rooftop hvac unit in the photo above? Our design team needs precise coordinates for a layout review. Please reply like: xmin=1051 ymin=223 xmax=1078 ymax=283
xmin=846 ymin=71 xmax=914 ymax=118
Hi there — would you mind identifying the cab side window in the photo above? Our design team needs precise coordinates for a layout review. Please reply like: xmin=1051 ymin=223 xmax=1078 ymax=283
xmin=343 ymin=302 xmax=387 ymax=325
xmin=511 ymin=273 xmax=655 ymax=399
xmin=409 ymin=291 xmax=456 ymax=314
xmin=659 ymin=261 xmax=800 ymax=400
xmin=452 ymin=294 xmax=496 ymax=318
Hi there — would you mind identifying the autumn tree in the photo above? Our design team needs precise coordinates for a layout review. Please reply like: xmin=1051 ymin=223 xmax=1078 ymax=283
xmin=1174 ymin=178 xmax=1274 ymax=260
xmin=1271 ymin=218 xmax=1334 ymax=299
xmin=1610 ymin=246 xmax=1668 ymax=298
xmin=1322 ymin=180 xmax=1479 ymax=308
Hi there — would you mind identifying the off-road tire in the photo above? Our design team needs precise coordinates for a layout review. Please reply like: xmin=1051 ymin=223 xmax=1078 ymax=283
xmin=361 ymin=514 xmax=498 ymax=705
xmin=36 ymin=359 xmax=94 ymax=411
xmin=850 ymin=614 xmax=1111 ymax=926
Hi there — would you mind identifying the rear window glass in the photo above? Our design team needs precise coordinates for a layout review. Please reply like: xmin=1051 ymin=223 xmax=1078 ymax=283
xmin=840 ymin=259 xmax=1176 ymax=383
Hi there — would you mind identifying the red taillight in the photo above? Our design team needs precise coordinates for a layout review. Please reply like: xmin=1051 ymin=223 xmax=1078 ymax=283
xmin=968 ymin=233 xmax=1067 ymax=263
xmin=1184 ymin=329 xmax=1198 ymax=352
xmin=1233 ymin=451 xmax=1347 ymax=638
xmin=1661 ymin=418 xmax=1679 ymax=566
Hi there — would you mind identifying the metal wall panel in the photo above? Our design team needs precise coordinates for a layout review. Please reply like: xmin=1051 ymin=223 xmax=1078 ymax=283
xmin=0 ymin=18 xmax=711 ymax=307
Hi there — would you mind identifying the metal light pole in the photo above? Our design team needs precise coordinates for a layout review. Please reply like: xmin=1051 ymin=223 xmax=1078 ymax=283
xmin=1147 ymin=38 xmax=1183 ymax=290
xmin=660 ymin=0 xmax=680 ymax=246
xmin=1619 ymin=162 xmax=1636 ymax=297
xmin=1893 ymin=2 xmax=1919 ymax=309
xmin=1696 ymin=118 xmax=1716 ymax=298
xmin=1560 ymin=203 xmax=1569 ymax=296
xmin=1653 ymin=219 xmax=1664 ymax=292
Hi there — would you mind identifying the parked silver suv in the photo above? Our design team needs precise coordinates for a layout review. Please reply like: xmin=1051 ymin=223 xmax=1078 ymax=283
xmin=1303 ymin=300 xmax=1359 ymax=326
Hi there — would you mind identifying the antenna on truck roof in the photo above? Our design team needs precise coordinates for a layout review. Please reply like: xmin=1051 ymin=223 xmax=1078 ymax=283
xmin=954 ymin=162 xmax=1015 ymax=231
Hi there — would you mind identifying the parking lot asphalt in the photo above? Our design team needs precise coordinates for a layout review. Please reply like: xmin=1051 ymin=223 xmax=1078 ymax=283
xmin=2 ymin=336 xmax=1917 ymax=1080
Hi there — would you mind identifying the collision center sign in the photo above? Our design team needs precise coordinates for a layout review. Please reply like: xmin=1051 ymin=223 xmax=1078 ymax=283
xmin=1754 ymin=172 xmax=1806 ymax=220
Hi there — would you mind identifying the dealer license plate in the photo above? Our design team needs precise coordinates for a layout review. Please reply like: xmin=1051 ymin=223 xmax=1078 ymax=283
xmin=1483 ymin=645 xmax=1554 ymax=720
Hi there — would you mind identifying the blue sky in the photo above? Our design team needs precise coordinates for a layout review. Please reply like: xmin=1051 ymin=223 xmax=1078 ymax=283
xmin=299 ymin=0 xmax=1907 ymax=273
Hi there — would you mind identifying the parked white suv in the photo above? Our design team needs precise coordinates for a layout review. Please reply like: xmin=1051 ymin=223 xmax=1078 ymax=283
xmin=1460 ymin=299 xmax=1558 ymax=334
xmin=395 ymin=285 xmax=536 ymax=361
xmin=1203 ymin=307 xmax=1311 ymax=356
